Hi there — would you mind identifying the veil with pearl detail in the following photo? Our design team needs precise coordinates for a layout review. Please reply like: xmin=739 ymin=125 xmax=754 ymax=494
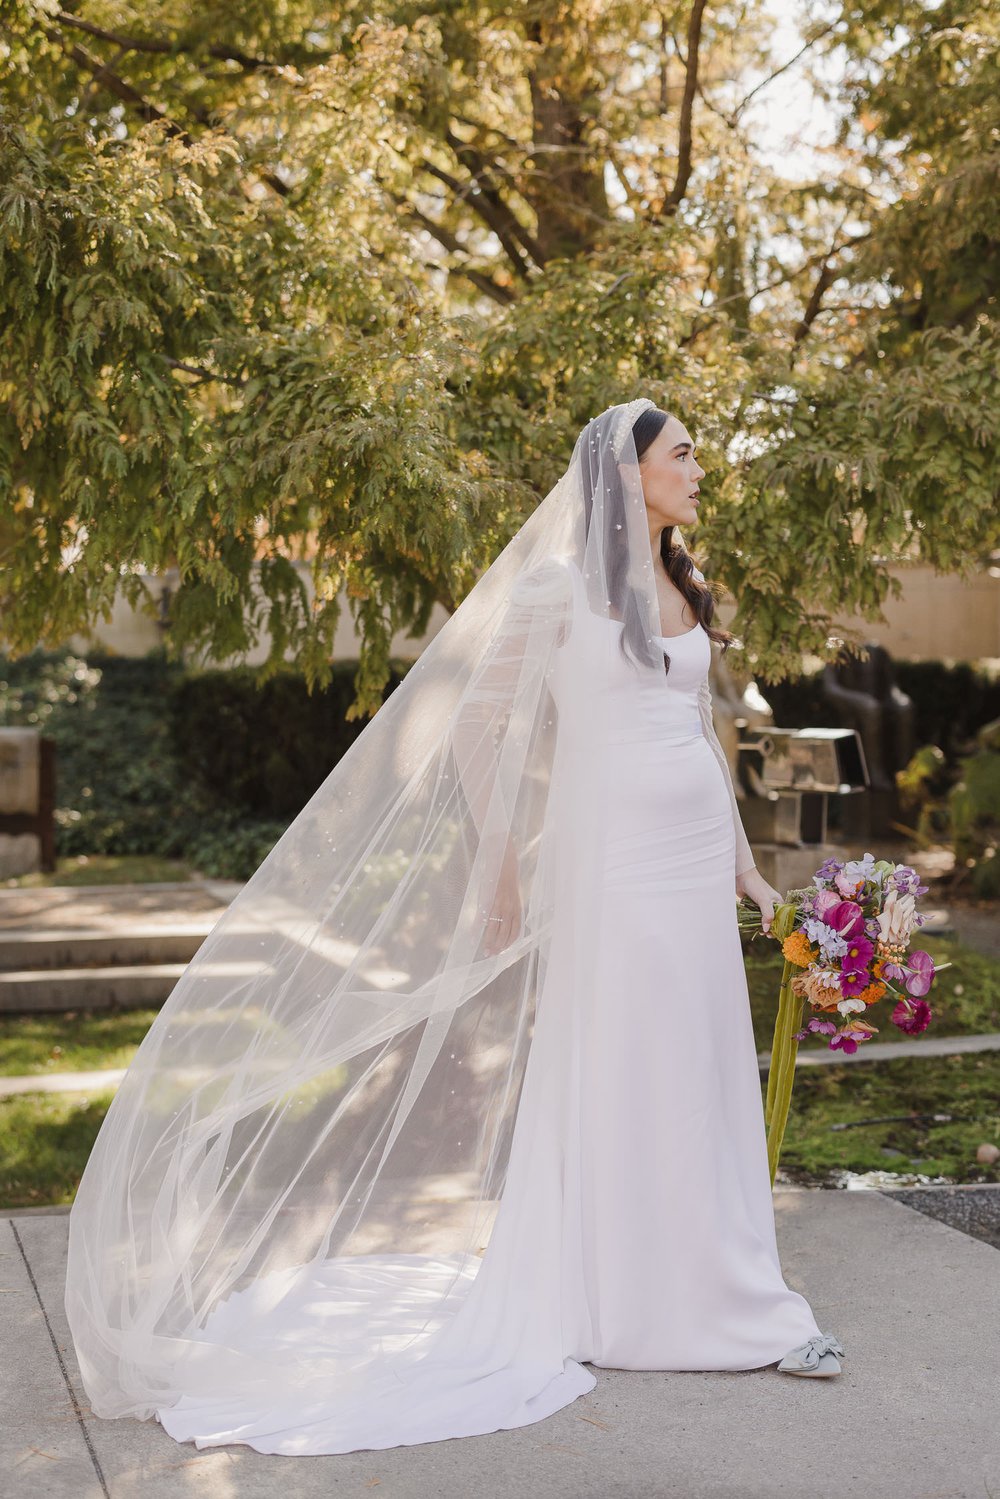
xmin=64 ymin=397 xmax=755 ymax=1449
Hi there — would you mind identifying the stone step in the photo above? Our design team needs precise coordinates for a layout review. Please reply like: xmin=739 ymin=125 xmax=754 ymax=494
xmin=0 ymin=963 xmax=189 ymax=1012
xmin=0 ymin=958 xmax=263 ymax=1013
xmin=0 ymin=924 xmax=214 ymax=971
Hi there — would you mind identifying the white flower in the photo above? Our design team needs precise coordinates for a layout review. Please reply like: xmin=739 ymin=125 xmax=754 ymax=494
xmin=837 ymin=996 xmax=867 ymax=1016
xmin=876 ymin=888 xmax=917 ymax=947
xmin=844 ymin=851 xmax=877 ymax=884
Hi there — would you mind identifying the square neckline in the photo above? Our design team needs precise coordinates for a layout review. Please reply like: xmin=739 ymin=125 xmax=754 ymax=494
xmin=655 ymin=621 xmax=700 ymax=640
xmin=590 ymin=611 xmax=701 ymax=640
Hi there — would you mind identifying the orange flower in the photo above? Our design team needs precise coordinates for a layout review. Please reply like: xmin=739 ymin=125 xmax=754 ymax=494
xmin=857 ymin=980 xmax=887 ymax=1006
xmin=782 ymin=931 xmax=818 ymax=968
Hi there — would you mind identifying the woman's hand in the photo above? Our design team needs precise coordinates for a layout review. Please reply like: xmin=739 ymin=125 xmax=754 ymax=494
xmin=482 ymin=845 xmax=523 ymax=956
xmin=735 ymin=865 xmax=784 ymax=935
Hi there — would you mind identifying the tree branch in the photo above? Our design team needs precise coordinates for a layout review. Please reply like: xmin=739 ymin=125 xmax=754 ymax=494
xmin=393 ymin=196 xmax=516 ymax=305
xmin=419 ymin=159 xmax=537 ymax=279
xmin=45 ymin=28 xmax=193 ymax=141
xmin=663 ymin=0 xmax=709 ymax=212
xmin=443 ymin=126 xmax=547 ymax=267
xmin=54 ymin=11 xmax=286 ymax=71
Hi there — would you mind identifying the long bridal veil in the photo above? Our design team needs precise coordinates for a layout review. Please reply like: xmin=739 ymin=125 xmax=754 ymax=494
xmin=64 ymin=397 xmax=733 ymax=1428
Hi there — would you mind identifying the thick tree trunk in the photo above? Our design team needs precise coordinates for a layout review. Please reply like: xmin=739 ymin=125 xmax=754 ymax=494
xmin=524 ymin=21 xmax=609 ymax=263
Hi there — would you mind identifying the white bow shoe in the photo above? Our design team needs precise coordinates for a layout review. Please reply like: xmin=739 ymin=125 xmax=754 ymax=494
xmin=776 ymin=1332 xmax=845 ymax=1377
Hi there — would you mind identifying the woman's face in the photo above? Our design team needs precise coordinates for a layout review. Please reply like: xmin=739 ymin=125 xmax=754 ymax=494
xmin=638 ymin=414 xmax=706 ymax=528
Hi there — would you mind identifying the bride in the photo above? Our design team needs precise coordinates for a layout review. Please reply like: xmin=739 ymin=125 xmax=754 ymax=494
xmin=64 ymin=397 xmax=844 ymax=1457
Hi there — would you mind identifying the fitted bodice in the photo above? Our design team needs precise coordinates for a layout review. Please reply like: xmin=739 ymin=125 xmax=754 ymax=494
xmin=549 ymin=607 xmax=709 ymax=744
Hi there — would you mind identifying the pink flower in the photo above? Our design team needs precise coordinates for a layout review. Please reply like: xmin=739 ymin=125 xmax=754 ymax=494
xmin=829 ymin=1018 xmax=877 ymax=1052
xmin=904 ymin=950 xmax=936 ymax=997
xmin=892 ymin=999 xmax=932 ymax=1035
xmin=833 ymin=869 xmax=865 ymax=899
xmin=813 ymin=888 xmax=843 ymax=919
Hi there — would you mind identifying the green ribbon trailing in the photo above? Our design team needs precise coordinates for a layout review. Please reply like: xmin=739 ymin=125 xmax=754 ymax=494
xmin=763 ymin=899 xmax=806 ymax=1187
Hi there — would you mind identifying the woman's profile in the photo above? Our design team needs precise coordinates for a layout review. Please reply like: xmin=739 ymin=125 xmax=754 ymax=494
xmin=64 ymin=397 xmax=844 ymax=1457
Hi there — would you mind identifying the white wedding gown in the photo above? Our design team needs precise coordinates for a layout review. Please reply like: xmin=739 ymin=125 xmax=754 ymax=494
xmin=155 ymin=611 xmax=823 ymax=1455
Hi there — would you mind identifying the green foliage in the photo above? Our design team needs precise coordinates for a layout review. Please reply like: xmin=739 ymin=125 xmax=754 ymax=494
xmin=0 ymin=648 xmax=199 ymax=856
xmin=183 ymin=813 xmax=288 ymax=881
xmin=0 ymin=646 xmax=404 ymax=877
xmin=1 ymin=1 xmax=998 ymax=715
xmin=948 ymin=719 xmax=1000 ymax=897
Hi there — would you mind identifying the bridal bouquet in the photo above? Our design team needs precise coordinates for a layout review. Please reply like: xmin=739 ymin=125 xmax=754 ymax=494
xmin=737 ymin=851 xmax=950 ymax=1184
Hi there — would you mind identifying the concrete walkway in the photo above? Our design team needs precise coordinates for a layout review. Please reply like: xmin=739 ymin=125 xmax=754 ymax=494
xmin=3 ymin=1189 xmax=998 ymax=1499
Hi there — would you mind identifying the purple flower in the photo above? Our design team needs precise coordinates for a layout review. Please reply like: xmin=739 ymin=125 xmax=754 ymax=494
xmin=888 ymin=865 xmax=929 ymax=900
xmin=813 ymin=857 xmax=844 ymax=888
xmin=904 ymin=950 xmax=936 ymax=997
xmin=792 ymin=1017 xmax=839 ymax=1040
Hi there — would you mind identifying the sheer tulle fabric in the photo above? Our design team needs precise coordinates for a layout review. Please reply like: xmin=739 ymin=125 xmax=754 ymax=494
xmin=64 ymin=399 xmax=761 ymax=1447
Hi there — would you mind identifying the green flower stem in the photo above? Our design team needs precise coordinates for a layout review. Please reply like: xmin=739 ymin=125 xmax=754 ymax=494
xmin=765 ymin=960 xmax=805 ymax=1186
xmin=762 ymin=900 xmax=803 ymax=1187
xmin=764 ymin=954 xmax=793 ymax=1128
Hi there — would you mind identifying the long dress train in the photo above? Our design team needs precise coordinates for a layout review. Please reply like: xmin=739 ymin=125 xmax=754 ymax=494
xmin=154 ymin=608 xmax=823 ymax=1455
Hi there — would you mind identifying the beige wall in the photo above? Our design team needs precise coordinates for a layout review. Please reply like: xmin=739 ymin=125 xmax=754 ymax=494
xmin=12 ymin=561 xmax=1000 ymax=668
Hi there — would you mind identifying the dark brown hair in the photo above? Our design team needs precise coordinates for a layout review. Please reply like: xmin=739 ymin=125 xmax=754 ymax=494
xmin=631 ymin=406 xmax=735 ymax=674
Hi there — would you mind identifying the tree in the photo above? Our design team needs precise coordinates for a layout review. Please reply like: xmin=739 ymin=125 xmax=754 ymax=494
xmin=1 ymin=0 xmax=997 ymax=714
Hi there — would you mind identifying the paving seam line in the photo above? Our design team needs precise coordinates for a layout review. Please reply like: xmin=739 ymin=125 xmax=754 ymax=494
xmin=9 ymin=1219 xmax=111 ymax=1497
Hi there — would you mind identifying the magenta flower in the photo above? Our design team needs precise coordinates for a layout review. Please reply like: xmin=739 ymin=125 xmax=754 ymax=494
xmin=892 ymin=999 xmax=932 ymax=1035
xmin=826 ymin=900 xmax=866 ymax=941
xmin=841 ymin=933 xmax=874 ymax=970
xmin=829 ymin=1031 xmax=861 ymax=1053
xmin=904 ymin=950 xmax=936 ymax=997
xmin=839 ymin=967 xmax=871 ymax=998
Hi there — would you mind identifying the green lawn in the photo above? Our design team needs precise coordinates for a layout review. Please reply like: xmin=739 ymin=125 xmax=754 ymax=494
xmin=1 ymin=1089 xmax=114 ymax=1210
xmin=4 ymin=854 xmax=195 ymax=888
xmin=776 ymin=1051 xmax=1000 ymax=1187
xmin=0 ymin=1009 xmax=161 ymax=1077
xmin=3 ymin=1051 xmax=997 ymax=1210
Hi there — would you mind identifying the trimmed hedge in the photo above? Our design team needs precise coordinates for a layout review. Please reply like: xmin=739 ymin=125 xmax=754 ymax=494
xmin=168 ymin=660 xmax=408 ymax=819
